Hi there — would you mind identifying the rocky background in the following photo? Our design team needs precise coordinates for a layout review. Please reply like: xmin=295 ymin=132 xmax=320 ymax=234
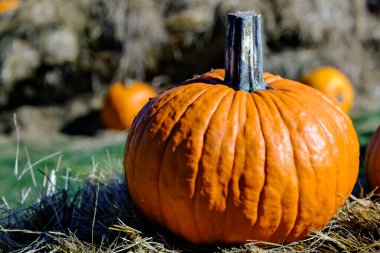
xmin=1 ymin=0 xmax=380 ymax=140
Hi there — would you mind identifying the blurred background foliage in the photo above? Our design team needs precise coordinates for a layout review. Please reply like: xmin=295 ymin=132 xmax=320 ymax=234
xmin=1 ymin=0 xmax=380 ymax=111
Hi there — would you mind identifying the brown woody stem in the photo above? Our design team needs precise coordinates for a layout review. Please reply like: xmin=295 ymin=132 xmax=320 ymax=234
xmin=224 ymin=11 xmax=266 ymax=92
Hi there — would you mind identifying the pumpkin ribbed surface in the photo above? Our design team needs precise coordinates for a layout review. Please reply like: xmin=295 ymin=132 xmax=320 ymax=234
xmin=124 ymin=69 xmax=359 ymax=244
xmin=365 ymin=126 xmax=380 ymax=192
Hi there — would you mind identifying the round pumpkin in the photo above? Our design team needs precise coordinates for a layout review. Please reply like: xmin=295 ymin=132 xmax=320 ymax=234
xmin=0 ymin=0 xmax=19 ymax=14
xmin=365 ymin=126 xmax=380 ymax=192
xmin=300 ymin=67 xmax=354 ymax=113
xmin=124 ymin=11 xmax=359 ymax=245
xmin=101 ymin=81 xmax=157 ymax=130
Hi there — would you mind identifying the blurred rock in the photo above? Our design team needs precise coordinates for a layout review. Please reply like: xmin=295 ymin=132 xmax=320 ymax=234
xmin=11 ymin=106 xmax=65 ymax=140
xmin=2 ymin=91 xmax=105 ymax=140
xmin=41 ymin=27 xmax=79 ymax=64
xmin=111 ymin=0 xmax=168 ymax=80
xmin=0 ymin=40 xmax=40 ymax=90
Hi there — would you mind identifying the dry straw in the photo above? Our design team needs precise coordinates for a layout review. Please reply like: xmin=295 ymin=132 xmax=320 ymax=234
xmin=1 ymin=174 xmax=379 ymax=252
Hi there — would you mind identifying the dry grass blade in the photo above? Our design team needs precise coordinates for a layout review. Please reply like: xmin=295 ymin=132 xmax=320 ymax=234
xmin=13 ymin=113 xmax=20 ymax=178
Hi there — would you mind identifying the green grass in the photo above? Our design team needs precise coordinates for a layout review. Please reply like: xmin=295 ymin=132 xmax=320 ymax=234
xmin=0 ymin=139 xmax=125 ymax=207
xmin=351 ymin=110 xmax=380 ymax=177
xmin=352 ymin=110 xmax=380 ymax=145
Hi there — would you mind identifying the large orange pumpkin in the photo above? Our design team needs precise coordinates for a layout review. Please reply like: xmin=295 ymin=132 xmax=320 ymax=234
xmin=300 ymin=67 xmax=354 ymax=113
xmin=101 ymin=81 xmax=156 ymax=130
xmin=124 ymin=11 xmax=359 ymax=245
xmin=365 ymin=126 xmax=380 ymax=192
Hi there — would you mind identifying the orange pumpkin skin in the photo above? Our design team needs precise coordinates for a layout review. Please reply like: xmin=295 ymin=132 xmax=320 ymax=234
xmin=101 ymin=82 xmax=157 ymax=130
xmin=300 ymin=67 xmax=354 ymax=113
xmin=0 ymin=0 xmax=19 ymax=14
xmin=124 ymin=69 xmax=359 ymax=245
xmin=365 ymin=126 xmax=380 ymax=192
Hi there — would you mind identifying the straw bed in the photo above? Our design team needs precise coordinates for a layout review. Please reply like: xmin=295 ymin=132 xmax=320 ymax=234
xmin=1 ymin=177 xmax=379 ymax=253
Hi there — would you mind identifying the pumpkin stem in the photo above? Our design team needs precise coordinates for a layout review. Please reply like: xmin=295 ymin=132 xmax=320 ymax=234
xmin=224 ymin=11 xmax=266 ymax=92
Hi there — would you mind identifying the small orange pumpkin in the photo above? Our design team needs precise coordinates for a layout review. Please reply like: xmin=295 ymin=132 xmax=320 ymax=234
xmin=124 ymin=11 xmax=359 ymax=245
xmin=365 ymin=126 xmax=380 ymax=193
xmin=101 ymin=81 xmax=157 ymax=130
xmin=300 ymin=67 xmax=354 ymax=113
xmin=0 ymin=0 xmax=20 ymax=14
